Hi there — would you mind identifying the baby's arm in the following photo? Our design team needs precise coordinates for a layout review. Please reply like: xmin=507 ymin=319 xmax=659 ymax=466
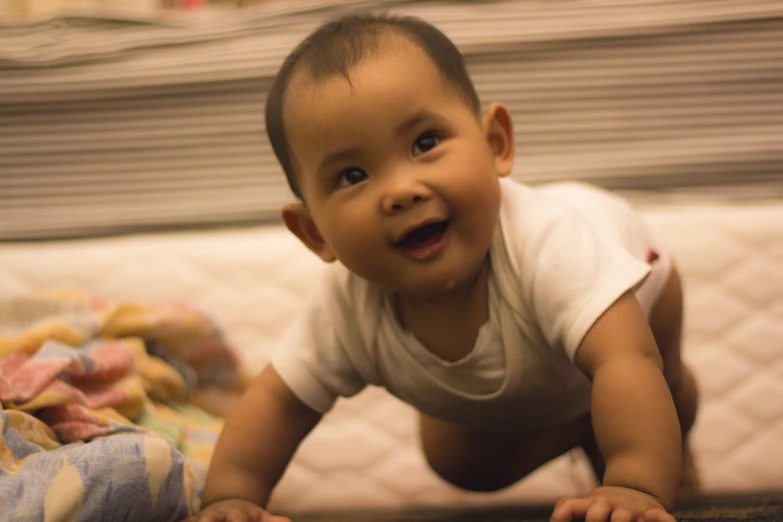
xmin=189 ymin=365 xmax=322 ymax=521
xmin=551 ymin=291 xmax=681 ymax=522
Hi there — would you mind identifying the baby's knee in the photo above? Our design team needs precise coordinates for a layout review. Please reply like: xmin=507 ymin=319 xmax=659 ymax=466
xmin=419 ymin=416 xmax=520 ymax=492
xmin=422 ymin=450 xmax=518 ymax=492
xmin=674 ymin=364 xmax=699 ymax=433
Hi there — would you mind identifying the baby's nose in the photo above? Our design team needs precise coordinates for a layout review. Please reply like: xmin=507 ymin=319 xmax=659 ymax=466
xmin=382 ymin=181 xmax=431 ymax=213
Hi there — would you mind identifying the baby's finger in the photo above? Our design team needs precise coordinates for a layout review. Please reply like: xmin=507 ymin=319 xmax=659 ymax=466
xmin=639 ymin=507 xmax=677 ymax=522
xmin=551 ymin=497 xmax=590 ymax=522
xmin=225 ymin=510 xmax=252 ymax=522
xmin=263 ymin=515 xmax=292 ymax=522
xmin=187 ymin=515 xmax=224 ymax=522
xmin=585 ymin=496 xmax=612 ymax=522
xmin=185 ymin=514 xmax=227 ymax=522
xmin=607 ymin=506 xmax=634 ymax=522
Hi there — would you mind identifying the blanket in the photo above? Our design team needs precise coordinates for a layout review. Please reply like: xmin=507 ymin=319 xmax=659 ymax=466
xmin=0 ymin=292 xmax=247 ymax=522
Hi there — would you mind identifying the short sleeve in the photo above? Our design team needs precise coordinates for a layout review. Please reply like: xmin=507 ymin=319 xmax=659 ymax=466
xmin=496 ymin=180 xmax=651 ymax=360
xmin=271 ymin=268 xmax=368 ymax=413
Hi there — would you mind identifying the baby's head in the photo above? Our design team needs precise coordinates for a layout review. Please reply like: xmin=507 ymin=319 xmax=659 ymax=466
xmin=266 ymin=13 xmax=482 ymax=200
xmin=267 ymin=13 xmax=515 ymax=297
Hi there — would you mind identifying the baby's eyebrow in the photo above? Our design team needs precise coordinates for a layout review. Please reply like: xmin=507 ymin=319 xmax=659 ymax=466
xmin=318 ymin=146 xmax=362 ymax=174
xmin=395 ymin=109 xmax=439 ymax=136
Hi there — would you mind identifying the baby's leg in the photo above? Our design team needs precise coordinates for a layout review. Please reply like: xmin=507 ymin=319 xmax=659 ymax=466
xmin=419 ymin=412 xmax=593 ymax=492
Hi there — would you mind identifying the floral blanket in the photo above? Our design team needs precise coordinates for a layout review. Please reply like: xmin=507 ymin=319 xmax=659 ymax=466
xmin=0 ymin=292 xmax=248 ymax=522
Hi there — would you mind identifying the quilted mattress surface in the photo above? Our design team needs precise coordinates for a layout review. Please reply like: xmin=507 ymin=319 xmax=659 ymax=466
xmin=1 ymin=196 xmax=781 ymax=512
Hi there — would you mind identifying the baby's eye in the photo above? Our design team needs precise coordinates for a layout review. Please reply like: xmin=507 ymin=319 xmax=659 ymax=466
xmin=336 ymin=168 xmax=368 ymax=188
xmin=412 ymin=132 xmax=439 ymax=157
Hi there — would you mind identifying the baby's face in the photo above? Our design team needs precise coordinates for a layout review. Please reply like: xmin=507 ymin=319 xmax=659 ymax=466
xmin=283 ymin=42 xmax=508 ymax=297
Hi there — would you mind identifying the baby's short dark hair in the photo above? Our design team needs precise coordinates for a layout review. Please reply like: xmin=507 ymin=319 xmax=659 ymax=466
xmin=265 ymin=12 xmax=481 ymax=200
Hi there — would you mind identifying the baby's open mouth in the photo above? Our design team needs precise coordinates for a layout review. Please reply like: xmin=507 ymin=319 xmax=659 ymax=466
xmin=397 ymin=220 xmax=450 ymax=250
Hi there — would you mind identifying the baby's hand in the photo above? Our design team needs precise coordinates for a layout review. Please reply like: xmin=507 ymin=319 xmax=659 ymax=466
xmin=182 ymin=498 xmax=291 ymax=522
xmin=550 ymin=486 xmax=676 ymax=522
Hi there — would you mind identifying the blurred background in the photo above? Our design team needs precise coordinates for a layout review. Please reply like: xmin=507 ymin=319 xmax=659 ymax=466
xmin=1 ymin=0 xmax=782 ymax=240
xmin=1 ymin=2 xmax=781 ymax=511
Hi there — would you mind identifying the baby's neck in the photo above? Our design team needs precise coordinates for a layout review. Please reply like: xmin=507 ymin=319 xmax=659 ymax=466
xmin=395 ymin=260 xmax=490 ymax=362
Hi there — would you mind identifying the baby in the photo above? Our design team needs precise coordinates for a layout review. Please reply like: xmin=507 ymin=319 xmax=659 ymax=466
xmin=189 ymin=12 xmax=698 ymax=522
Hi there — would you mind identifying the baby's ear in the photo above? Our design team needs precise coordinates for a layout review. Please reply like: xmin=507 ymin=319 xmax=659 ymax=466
xmin=482 ymin=103 xmax=514 ymax=177
xmin=281 ymin=203 xmax=337 ymax=263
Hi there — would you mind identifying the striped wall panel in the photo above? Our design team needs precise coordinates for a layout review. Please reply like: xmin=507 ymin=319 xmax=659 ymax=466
xmin=1 ymin=0 xmax=781 ymax=239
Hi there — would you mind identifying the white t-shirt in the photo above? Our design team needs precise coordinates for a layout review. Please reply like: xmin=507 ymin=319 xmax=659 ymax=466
xmin=272 ymin=179 xmax=668 ymax=431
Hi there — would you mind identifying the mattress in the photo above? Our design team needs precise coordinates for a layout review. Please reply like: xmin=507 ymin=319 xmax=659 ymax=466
xmin=1 ymin=194 xmax=781 ymax=513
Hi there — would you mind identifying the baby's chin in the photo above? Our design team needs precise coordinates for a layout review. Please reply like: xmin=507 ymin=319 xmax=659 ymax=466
xmin=352 ymin=253 xmax=489 ymax=298
xmin=384 ymin=273 xmax=478 ymax=300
